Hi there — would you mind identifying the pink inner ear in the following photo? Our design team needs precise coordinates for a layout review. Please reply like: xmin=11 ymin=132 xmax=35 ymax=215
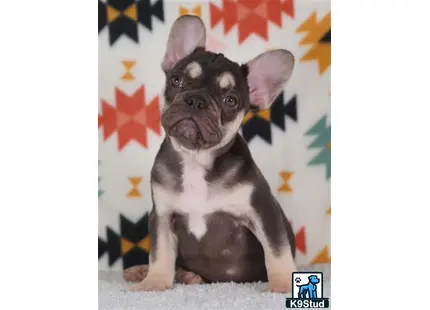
xmin=248 ymin=76 xmax=270 ymax=110
xmin=161 ymin=16 xmax=206 ymax=72
xmin=162 ymin=40 xmax=188 ymax=72
xmin=246 ymin=50 xmax=294 ymax=110
xmin=162 ymin=40 xmax=203 ymax=73
xmin=162 ymin=50 xmax=183 ymax=72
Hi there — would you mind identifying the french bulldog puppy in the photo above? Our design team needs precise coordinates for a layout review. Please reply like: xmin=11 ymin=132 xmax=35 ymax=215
xmin=124 ymin=15 xmax=297 ymax=293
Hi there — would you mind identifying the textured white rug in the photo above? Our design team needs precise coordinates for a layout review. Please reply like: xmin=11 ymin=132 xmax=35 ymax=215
xmin=98 ymin=264 xmax=331 ymax=310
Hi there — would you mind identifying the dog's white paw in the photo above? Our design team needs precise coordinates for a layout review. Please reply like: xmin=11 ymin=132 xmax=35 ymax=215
xmin=129 ymin=273 xmax=173 ymax=292
xmin=266 ymin=274 xmax=293 ymax=293
xmin=123 ymin=265 xmax=149 ymax=282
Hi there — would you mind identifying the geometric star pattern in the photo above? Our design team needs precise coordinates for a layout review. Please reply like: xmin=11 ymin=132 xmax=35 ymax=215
xmin=210 ymin=0 xmax=294 ymax=44
xmin=306 ymin=115 xmax=331 ymax=180
xmin=98 ymin=0 xmax=165 ymax=46
xmin=296 ymin=11 xmax=331 ymax=74
xmin=241 ymin=93 xmax=297 ymax=144
xmin=98 ymin=85 xmax=161 ymax=151
xmin=98 ymin=214 xmax=150 ymax=269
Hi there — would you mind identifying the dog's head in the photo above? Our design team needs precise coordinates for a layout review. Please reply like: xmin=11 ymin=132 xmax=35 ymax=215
xmin=308 ymin=275 xmax=320 ymax=284
xmin=160 ymin=15 xmax=294 ymax=151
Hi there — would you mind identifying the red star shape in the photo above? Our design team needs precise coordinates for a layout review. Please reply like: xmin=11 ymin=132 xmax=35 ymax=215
xmin=210 ymin=0 xmax=294 ymax=44
xmin=99 ymin=86 xmax=160 ymax=150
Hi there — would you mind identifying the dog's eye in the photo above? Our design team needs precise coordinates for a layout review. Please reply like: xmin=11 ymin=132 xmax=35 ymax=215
xmin=170 ymin=74 xmax=183 ymax=88
xmin=224 ymin=95 xmax=237 ymax=107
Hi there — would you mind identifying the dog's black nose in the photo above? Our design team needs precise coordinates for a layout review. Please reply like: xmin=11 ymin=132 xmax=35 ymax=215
xmin=185 ymin=94 xmax=209 ymax=109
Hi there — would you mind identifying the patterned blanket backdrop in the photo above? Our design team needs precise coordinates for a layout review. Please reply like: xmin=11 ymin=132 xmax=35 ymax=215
xmin=98 ymin=0 xmax=331 ymax=271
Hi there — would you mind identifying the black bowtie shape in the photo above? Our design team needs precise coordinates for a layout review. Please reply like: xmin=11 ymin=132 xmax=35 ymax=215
xmin=99 ymin=214 xmax=150 ymax=269
xmin=241 ymin=93 xmax=298 ymax=145
xmin=98 ymin=0 xmax=165 ymax=46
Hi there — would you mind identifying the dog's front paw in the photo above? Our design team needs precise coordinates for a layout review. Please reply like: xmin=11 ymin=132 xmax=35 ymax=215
xmin=123 ymin=265 xmax=149 ymax=282
xmin=266 ymin=274 xmax=293 ymax=293
xmin=129 ymin=273 xmax=173 ymax=292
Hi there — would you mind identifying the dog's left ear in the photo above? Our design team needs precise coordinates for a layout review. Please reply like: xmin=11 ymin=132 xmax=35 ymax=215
xmin=161 ymin=15 xmax=207 ymax=73
xmin=242 ymin=49 xmax=294 ymax=111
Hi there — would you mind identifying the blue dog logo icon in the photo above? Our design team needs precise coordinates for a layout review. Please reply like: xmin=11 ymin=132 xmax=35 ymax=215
xmin=296 ymin=275 xmax=320 ymax=299
xmin=286 ymin=272 xmax=329 ymax=308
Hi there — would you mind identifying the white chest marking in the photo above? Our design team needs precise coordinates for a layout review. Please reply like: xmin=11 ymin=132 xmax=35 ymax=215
xmin=180 ymin=162 xmax=208 ymax=213
xmin=179 ymin=162 xmax=209 ymax=239
xmin=152 ymin=161 xmax=254 ymax=240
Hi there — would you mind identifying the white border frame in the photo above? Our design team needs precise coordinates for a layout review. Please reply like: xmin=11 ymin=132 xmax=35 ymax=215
xmin=1 ymin=1 xmax=429 ymax=310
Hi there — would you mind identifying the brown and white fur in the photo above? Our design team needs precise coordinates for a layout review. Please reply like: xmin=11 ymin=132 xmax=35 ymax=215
xmin=124 ymin=15 xmax=297 ymax=293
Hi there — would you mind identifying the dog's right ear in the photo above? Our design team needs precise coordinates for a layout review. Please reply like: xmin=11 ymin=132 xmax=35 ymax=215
xmin=242 ymin=49 xmax=294 ymax=111
xmin=161 ymin=15 xmax=206 ymax=73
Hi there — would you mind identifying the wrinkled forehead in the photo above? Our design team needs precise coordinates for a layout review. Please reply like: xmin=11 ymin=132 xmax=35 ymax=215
xmin=174 ymin=50 xmax=248 ymax=92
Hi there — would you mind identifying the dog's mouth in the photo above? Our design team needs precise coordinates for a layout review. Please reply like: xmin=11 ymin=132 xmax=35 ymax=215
xmin=167 ymin=115 xmax=223 ymax=150
xmin=169 ymin=118 xmax=203 ymax=142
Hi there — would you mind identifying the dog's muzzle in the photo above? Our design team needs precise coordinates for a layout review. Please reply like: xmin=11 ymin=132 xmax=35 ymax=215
xmin=184 ymin=93 xmax=210 ymax=110
xmin=161 ymin=91 xmax=222 ymax=149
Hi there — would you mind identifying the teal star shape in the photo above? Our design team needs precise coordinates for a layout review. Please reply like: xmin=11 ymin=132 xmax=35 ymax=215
xmin=306 ymin=115 xmax=331 ymax=180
